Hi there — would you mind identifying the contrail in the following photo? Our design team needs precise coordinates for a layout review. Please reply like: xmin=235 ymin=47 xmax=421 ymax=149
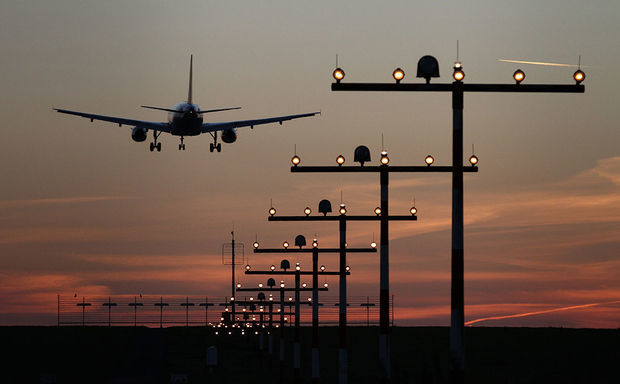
xmin=497 ymin=58 xmax=584 ymax=68
xmin=465 ymin=300 xmax=620 ymax=326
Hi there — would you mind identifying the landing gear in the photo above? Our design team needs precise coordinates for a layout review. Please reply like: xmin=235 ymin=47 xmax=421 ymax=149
xmin=178 ymin=136 xmax=186 ymax=151
xmin=149 ymin=142 xmax=162 ymax=152
xmin=209 ymin=132 xmax=222 ymax=152
xmin=149 ymin=130 xmax=162 ymax=152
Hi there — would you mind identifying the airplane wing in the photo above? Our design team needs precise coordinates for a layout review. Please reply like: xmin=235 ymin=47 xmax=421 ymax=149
xmin=54 ymin=108 xmax=171 ymax=132
xmin=201 ymin=112 xmax=319 ymax=133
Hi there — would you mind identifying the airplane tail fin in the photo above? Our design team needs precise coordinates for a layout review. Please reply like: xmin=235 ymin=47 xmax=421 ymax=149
xmin=188 ymin=54 xmax=193 ymax=104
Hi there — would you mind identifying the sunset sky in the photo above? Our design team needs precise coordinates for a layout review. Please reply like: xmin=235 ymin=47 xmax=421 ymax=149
xmin=1 ymin=1 xmax=618 ymax=327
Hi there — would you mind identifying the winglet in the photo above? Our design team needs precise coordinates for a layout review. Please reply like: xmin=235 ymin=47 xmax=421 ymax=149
xmin=188 ymin=54 xmax=193 ymax=104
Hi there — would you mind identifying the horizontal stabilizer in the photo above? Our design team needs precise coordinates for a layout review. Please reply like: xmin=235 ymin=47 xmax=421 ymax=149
xmin=141 ymin=105 xmax=180 ymax=113
xmin=198 ymin=107 xmax=242 ymax=114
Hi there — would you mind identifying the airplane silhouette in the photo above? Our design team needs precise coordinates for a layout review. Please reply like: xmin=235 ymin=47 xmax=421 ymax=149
xmin=55 ymin=55 xmax=319 ymax=152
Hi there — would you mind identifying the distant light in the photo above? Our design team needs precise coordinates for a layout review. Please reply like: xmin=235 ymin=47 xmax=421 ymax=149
xmin=283 ymin=241 xmax=289 ymax=249
xmin=289 ymin=297 xmax=293 ymax=301
xmin=513 ymin=69 xmax=525 ymax=84
xmin=320 ymin=265 xmax=326 ymax=271
xmin=270 ymin=265 xmax=276 ymax=271
xmin=269 ymin=207 xmax=276 ymax=216
xmin=307 ymin=297 xmax=312 ymax=302
xmin=291 ymin=155 xmax=301 ymax=166
xmin=339 ymin=204 xmax=347 ymax=215
xmin=253 ymin=241 xmax=259 ymax=249
xmin=573 ymin=69 xmax=585 ymax=84
xmin=295 ymin=263 xmax=301 ymax=271
xmin=370 ymin=241 xmax=377 ymax=248
xmin=410 ymin=206 xmax=417 ymax=215
xmin=453 ymin=62 xmax=465 ymax=81
xmin=312 ymin=239 xmax=318 ymax=248
xmin=469 ymin=154 xmax=479 ymax=166
xmin=304 ymin=207 xmax=312 ymax=216
xmin=345 ymin=265 xmax=351 ymax=272
xmin=323 ymin=283 xmax=329 ymax=288
xmin=236 ymin=283 xmax=241 ymax=288
xmin=336 ymin=155 xmax=345 ymax=166
xmin=280 ymin=281 xmax=285 ymax=288
xmin=333 ymin=68 xmax=345 ymax=82
xmin=374 ymin=207 xmax=381 ymax=216
xmin=245 ymin=264 xmax=251 ymax=271
xmin=380 ymin=151 xmax=389 ymax=165
xmin=302 ymin=283 xmax=307 ymax=288
xmin=258 ymin=283 xmax=263 ymax=288
xmin=392 ymin=68 xmax=405 ymax=83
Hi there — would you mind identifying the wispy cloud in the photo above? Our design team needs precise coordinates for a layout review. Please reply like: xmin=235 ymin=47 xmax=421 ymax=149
xmin=465 ymin=301 xmax=620 ymax=326
xmin=497 ymin=58 xmax=588 ymax=68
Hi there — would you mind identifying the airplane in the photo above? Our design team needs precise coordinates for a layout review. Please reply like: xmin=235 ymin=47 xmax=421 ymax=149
xmin=54 ymin=55 xmax=319 ymax=152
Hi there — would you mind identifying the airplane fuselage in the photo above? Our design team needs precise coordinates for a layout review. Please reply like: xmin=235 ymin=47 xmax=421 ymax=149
xmin=168 ymin=103 xmax=203 ymax=136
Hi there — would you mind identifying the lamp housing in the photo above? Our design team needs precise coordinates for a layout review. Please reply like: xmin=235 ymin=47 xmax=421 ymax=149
xmin=416 ymin=55 xmax=440 ymax=84
xmin=469 ymin=154 xmax=479 ymax=166
xmin=393 ymin=67 xmax=405 ymax=83
xmin=573 ymin=69 xmax=585 ymax=84
xmin=354 ymin=145 xmax=371 ymax=166
xmin=318 ymin=199 xmax=332 ymax=216
xmin=295 ymin=235 xmax=306 ymax=248
xmin=280 ymin=259 xmax=291 ymax=270
xmin=513 ymin=69 xmax=525 ymax=84
xmin=333 ymin=68 xmax=345 ymax=82
xmin=453 ymin=62 xmax=464 ymax=81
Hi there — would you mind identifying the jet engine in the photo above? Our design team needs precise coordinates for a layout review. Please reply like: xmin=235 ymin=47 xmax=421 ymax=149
xmin=221 ymin=128 xmax=237 ymax=143
xmin=131 ymin=127 xmax=147 ymax=142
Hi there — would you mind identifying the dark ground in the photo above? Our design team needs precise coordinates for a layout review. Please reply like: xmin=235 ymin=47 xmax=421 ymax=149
xmin=1 ymin=326 xmax=618 ymax=383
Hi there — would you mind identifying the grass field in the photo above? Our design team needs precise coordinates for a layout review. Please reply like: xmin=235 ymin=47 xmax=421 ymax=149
xmin=2 ymin=326 xmax=618 ymax=383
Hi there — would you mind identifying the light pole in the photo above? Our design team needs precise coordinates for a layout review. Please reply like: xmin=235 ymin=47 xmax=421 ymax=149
xmin=252 ymin=237 xmax=372 ymax=384
xmin=268 ymin=201 xmax=416 ymax=384
xmin=76 ymin=297 xmax=91 ymax=327
xmin=181 ymin=296 xmax=194 ymax=327
xmin=102 ymin=297 xmax=117 ymax=327
xmin=154 ymin=296 xmax=169 ymax=328
xmin=128 ymin=296 xmax=142 ymax=327
xmin=199 ymin=297 xmax=214 ymax=327
xmin=360 ymin=296 xmax=375 ymax=327
xmin=222 ymin=231 xmax=244 ymax=325
xmin=330 ymin=57 xmax=585 ymax=382
xmin=289 ymin=152 xmax=441 ymax=382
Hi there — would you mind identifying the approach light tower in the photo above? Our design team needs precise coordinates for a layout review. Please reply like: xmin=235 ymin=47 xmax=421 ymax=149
xmin=330 ymin=55 xmax=585 ymax=383
xmin=222 ymin=231 xmax=244 ymax=324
